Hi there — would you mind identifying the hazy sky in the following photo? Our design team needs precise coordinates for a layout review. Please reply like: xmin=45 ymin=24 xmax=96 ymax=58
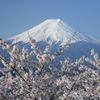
xmin=0 ymin=0 xmax=100 ymax=40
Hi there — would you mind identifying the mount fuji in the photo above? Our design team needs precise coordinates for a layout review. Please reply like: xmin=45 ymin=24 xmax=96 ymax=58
xmin=1 ymin=19 xmax=100 ymax=67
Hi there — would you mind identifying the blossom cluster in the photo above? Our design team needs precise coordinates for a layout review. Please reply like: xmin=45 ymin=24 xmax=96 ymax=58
xmin=0 ymin=34 xmax=100 ymax=100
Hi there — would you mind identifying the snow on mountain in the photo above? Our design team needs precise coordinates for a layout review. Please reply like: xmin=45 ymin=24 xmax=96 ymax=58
xmin=7 ymin=19 xmax=100 ymax=45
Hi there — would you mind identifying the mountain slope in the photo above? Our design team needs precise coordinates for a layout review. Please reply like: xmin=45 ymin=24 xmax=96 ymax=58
xmin=1 ymin=19 xmax=100 ymax=68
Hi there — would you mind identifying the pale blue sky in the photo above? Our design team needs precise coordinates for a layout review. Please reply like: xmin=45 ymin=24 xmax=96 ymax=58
xmin=0 ymin=0 xmax=100 ymax=40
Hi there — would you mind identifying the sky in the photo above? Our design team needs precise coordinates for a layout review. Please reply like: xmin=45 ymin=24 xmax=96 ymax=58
xmin=0 ymin=0 xmax=100 ymax=40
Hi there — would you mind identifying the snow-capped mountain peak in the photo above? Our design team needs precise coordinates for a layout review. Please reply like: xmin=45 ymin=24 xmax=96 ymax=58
xmin=8 ymin=19 xmax=100 ymax=44
xmin=2 ymin=19 xmax=100 ymax=66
